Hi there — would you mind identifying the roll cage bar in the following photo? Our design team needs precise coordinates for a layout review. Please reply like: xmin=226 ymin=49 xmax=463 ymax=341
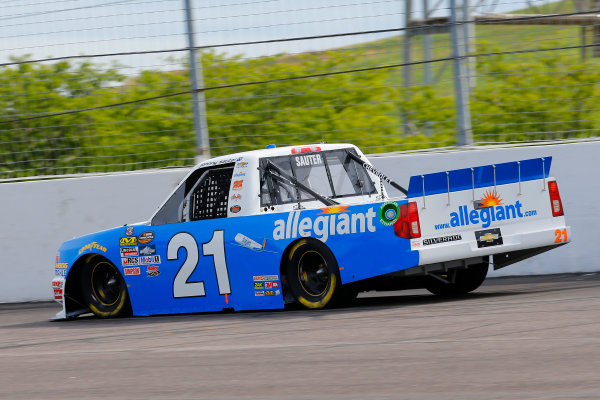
xmin=260 ymin=160 xmax=339 ymax=207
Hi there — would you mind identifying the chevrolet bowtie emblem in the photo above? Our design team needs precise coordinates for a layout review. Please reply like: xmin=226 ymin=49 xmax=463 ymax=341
xmin=480 ymin=233 xmax=499 ymax=242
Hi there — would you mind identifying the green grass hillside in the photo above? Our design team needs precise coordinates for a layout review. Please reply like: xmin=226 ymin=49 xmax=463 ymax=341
xmin=318 ymin=0 xmax=592 ymax=93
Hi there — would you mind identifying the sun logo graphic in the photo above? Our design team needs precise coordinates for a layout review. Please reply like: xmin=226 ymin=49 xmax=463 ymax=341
xmin=318 ymin=206 xmax=350 ymax=214
xmin=480 ymin=190 xmax=503 ymax=208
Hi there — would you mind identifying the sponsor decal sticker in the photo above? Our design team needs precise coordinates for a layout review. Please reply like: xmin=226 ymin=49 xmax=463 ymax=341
xmin=124 ymin=267 xmax=141 ymax=276
xmin=54 ymin=289 xmax=63 ymax=300
xmin=234 ymin=233 xmax=269 ymax=252
xmin=318 ymin=205 xmax=349 ymax=214
xmin=121 ymin=257 xmax=139 ymax=267
xmin=362 ymin=162 xmax=394 ymax=185
xmin=254 ymin=282 xmax=264 ymax=289
xmin=231 ymin=194 xmax=241 ymax=201
xmin=236 ymin=161 xmax=248 ymax=168
xmin=273 ymin=208 xmax=376 ymax=242
xmin=120 ymin=246 xmax=139 ymax=257
xmin=475 ymin=190 xmax=503 ymax=209
xmin=199 ymin=157 xmax=241 ymax=167
xmin=423 ymin=234 xmax=462 ymax=246
xmin=52 ymin=280 xmax=63 ymax=289
xmin=138 ymin=231 xmax=154 ymax=244
xmin=265 ymin=281 xmax=280 ymax=289
xmin=434 ymin=193 xmax=537 ymax=231
xmin=146 ymin=265 xmax=160 ymax=277
xmin=232 ymin=180 xmax=243 ymax=190
xmin=120 ymin=237 xmax=137 ymax=246
xmin=265 ymin=290 xmax=275 ymax=296
xmin=230 ymin=205 xmax=241 ymax=213
xmin=140 ymin=255 xmax=161 ymax=265
xmin=475 ymin=228 xmax=503 ymax=248
xmin=253 ymin=275 xmax=279 ymax=282
xmin=255 ymin=290 xmax=265 ymax=296
xmin=55 ymin=262 xmax=68 ymax=269
xmin=78 ymin=241 xmax=107 ymax=255
xmin=55 ymin=269 xmax=67 ymax=277
xmin=233 ymin=171 xmax=245 ymax=178
xmin=125 ymin=226 xmax=134 ymax=237
xmin=138 ymin=245 xmax=156 ymax=256
xmin=411 ymin=241 xmax=421 ymax=248
xmin=378 ymin=202 xmax=400 ymax=226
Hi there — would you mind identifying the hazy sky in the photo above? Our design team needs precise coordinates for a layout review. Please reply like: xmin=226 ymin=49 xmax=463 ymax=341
xmin=0 ymin=0 xmax=554 ymax=72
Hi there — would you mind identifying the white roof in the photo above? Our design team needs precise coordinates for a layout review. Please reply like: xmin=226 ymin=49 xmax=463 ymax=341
xmin=194 ymin=143 xmax=360 ymax=170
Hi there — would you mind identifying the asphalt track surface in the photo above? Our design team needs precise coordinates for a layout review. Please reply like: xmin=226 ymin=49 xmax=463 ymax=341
xmin=1 ymin=273 xmax=599 ymax=400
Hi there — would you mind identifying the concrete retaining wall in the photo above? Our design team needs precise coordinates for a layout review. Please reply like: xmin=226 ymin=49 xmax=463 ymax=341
xmin=1 ymin=141 xmax=596 ymax=302
xmin=0 ymin=170 xmax=187 ymax=303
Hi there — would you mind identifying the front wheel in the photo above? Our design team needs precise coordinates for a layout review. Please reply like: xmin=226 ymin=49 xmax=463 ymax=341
xmin=425 ymin=259 xmax=489 ymax=297
xmin=80 ymin=256 xmax=131 ymax=318
xmin=285 ymin=240 xmax=341 ymax=309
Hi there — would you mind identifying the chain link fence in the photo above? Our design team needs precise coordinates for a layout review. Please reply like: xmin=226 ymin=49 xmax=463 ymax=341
xmin=1 ymin=0 xmax=599 ymax=180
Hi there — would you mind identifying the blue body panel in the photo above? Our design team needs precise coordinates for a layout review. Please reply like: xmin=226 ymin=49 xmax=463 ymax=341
xmin=57 ymin=202 xmax=418 ymax=316
xmin=407 ymin=157 xmax=552 ymax=198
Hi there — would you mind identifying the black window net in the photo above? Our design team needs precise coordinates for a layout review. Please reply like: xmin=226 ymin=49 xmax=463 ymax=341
xmin=190 ymin=167 xmax=233 ymax=221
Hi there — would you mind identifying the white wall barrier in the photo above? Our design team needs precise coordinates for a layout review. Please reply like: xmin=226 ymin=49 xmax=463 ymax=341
xmin=0 ymin=170 xmax=187 ymax=303
xmin=0 ymin=141 xmax=596 ymax=302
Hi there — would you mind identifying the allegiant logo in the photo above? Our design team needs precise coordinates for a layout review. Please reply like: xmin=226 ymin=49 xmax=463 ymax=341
xmin=273 ymin=207 xmax=377 ymax=242
xmin=435 ymin=200 xmax=537 ymax=230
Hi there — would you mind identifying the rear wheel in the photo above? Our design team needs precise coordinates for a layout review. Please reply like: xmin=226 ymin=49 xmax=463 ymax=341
xmin=285 ymin=240 xmax=341 ymax=309
xmin=425 ymin=259 xmax=489 ymax=297
xmin=81 ymin=256 xmax=131 ymax=318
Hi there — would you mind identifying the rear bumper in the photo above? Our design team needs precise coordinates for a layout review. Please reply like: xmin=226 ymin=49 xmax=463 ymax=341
xmin=415 ymin=225 xmax=571 ymax=266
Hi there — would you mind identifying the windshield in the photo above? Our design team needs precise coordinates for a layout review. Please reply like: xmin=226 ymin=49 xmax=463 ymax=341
xmin=260 ymin=149 xmax=376 ymax=207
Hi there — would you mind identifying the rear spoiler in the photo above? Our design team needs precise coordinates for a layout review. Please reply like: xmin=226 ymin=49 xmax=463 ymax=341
xmin=407 ymin=157 xmax=552 ymax=199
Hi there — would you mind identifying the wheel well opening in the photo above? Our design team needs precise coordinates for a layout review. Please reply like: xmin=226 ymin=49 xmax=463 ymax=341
xmin=279 ymin=237 xmax=340 ymax=290
xmin=64 ymin=253 xmax=117 ymax=315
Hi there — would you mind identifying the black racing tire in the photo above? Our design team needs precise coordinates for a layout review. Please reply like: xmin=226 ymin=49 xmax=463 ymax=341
xmin=425 ymin=259 xmax=489 ymax=297
xmin=80 ymin=256 xmax=131 ymax=318
xmin=285 ymin=239 xmax=341 ymax=309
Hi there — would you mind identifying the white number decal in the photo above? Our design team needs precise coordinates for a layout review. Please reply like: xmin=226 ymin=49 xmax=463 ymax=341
xmin=167 ymin=231 xmax=231 ymax=298
xmin=168 ymin=232 xmax=204 ymax=298
xmin=203 ymin=230 xmax=231 ymax=295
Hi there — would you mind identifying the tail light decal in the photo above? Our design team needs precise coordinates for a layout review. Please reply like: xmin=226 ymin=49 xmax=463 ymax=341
xmin=547 ymin=180 xmax=564 ymax=217
xmin=394 ymin=201 xmax=421 ymax=238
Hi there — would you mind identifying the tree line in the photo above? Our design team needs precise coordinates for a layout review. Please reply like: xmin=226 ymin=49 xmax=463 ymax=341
xmin=1 ymin=45 xmax=598 ymax=178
